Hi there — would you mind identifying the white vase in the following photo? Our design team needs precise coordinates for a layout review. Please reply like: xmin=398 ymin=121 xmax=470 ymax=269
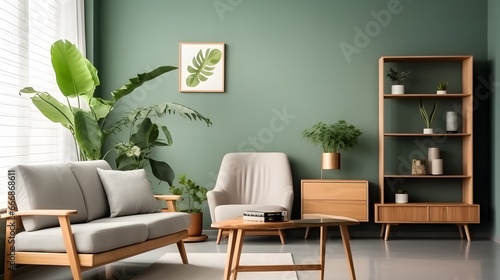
xmin=437 ymin=90 xmax=447 ymax=95
xmin=391 ymin=85 xmax=404 ymax=94
xmin=431 ymin=159 xmax=443 ymax=175
xmin=395 ymin=193 xmax=408 ymax=204
xmin=423 ymin=128 xmax=433 ymax=134
xmin=427 ymin=147 xmax=440 ymax=174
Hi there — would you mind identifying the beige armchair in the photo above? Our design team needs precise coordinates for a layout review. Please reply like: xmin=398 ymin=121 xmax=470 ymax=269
xmin=207 ymin=152 xmax=294 ymax=244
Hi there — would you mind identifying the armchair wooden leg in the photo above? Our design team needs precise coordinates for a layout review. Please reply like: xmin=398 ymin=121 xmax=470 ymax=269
xmin=216 ymin=229 xmax=223 ymax=244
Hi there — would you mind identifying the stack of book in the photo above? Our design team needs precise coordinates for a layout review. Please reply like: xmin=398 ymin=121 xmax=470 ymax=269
xmin=243 ymin=210 xmax=288 ymax=222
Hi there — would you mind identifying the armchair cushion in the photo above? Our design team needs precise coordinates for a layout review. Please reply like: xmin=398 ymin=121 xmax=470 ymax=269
xmin=97 ymin=168 xmax=160 ymax=217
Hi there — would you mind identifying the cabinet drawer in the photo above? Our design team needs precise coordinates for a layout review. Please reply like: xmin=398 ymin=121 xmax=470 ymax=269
xmin=303 ymin=200 xmax=368 ymax=221
xmin=377 ymin=206 xmax=428 ymax=222
xmin=429 ymin=206 xmax=480 ymax=223
xmin=302 ymin=182 xmax=367 ymax=200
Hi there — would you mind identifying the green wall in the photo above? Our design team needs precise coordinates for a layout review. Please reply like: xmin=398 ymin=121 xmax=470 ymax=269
xmin=488 ymin=0 xmax=500 ymax=243
xmin=88 ymin=0 xmax=491 ymax=235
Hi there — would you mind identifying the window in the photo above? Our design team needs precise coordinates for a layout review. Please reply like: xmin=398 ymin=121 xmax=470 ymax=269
xmin=0 ymin=0 xmax=84 ymax=209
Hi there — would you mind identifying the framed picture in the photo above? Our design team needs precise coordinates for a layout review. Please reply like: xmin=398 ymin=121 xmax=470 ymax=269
xmin=179 ymin=42 xmax=225 ymax=92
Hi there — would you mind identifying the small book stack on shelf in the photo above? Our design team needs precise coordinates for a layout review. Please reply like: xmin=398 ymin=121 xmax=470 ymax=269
xmin=243 ymin=210 xmax=288 ymax=222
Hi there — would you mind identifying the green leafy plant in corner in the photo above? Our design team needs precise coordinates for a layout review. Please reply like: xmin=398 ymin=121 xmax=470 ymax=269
xmin=419 ymin=99 xmax=438 ymax=128
xmin=186 ymin=48 xmax=222 ymax=87
xmin=387 ymin=67 xmax=411 ymax=85
xmin=169 ymin=174 xmax=208 ymax=213
xmin=20 ymin=39 xmax=212 ymax=186
xmin=302 ymin=120 xmax=362 ymax=153
xmin=437 ymin=81 xmax=448 ymax=90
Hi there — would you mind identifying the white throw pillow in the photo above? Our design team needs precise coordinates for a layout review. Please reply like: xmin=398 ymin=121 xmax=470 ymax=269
xmin=97 ymin=168 xmax=159 ymax=217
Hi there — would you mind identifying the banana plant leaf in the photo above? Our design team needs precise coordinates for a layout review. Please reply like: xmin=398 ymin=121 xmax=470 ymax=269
xmin=50 ymin=40 xmax=99 ymax=98
xmin=21 ymin=88 xmax=75 ymax=131
xmin=74 ymin=109 xmax=102 ymax=160
xmin=111 ymin=66 xmax=178 ymax=101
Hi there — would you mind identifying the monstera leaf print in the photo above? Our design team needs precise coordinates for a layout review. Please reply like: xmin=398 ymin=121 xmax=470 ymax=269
xmin=186 ymin=48 xmax=222 ymax=87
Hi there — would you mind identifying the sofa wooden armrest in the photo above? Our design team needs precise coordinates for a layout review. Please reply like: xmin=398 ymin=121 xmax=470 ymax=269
xmin=2 ymin=209 xmax=77 ymax=219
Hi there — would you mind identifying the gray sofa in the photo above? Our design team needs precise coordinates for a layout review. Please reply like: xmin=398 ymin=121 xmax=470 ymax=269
xmin=3 ymin=160 xmax=189 ymax=280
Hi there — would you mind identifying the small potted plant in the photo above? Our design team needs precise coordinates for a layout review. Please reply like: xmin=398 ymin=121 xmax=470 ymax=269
xmin=395 ymin=188 xmax=408 ymax=204
xmin=302 ymin=119 xmax=362 ymax=170
xmin=387 ymin=67 xmax=411 ymax=94
xmin=169 ymin=174 xmax=208 ymax=242
xmin=436 ymin=81 xmax=448 ymax=94
xmin=419 ymin=99 xmax=438 ymax=134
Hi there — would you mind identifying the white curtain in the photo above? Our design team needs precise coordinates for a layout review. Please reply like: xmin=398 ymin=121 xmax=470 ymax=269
xmin=0 ymin=0 xmax=85 ymax=208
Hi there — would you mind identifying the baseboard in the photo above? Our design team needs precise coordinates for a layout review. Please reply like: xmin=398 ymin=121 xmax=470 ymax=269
xmin=203 ymin=228 xmax=491 ymax=240
xmin=492 ymin=234 xmax=500 ymax=244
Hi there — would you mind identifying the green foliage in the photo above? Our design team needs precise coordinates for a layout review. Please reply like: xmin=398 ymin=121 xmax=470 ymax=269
xmin=302 ymin=120 xmax=362 ymax=153
xmin=437 ymin=81 xmax=448 ymax=90
xmin=419 ymin=99 xmax=438 ymax=128
xmin=21 ymin=39 xmax=212 ymax=187
xmin=169 ymin=174 xmax=208 ymax=213
xmin=186 ymin=48 xmax=222 ymax=87
xmin=395 ymin=188 xmax=407 ymax=194
xmin=387 ymin=67 xmax=411 ymax=85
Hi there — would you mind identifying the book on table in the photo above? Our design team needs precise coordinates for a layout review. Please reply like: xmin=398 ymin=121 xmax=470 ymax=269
xmin=243 ymin=210 xmax=288 ymax=222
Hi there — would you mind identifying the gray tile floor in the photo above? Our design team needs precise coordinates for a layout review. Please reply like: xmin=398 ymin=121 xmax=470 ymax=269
xmin=8 ymin=231 xmax=500 ymax=280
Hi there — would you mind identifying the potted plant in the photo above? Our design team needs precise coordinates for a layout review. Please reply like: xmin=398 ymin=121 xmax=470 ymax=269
xmin=395 ymin=189 xmax=408 ymax=204
xmin=387 ymin=67 xmax=411 ymax=94
xmin=436 ymin=81 xmax=448 ymax=94
xmin=20 ymin=40 xmax=212 ymax=187
xmin=302 ymin=119 xmax=362 ymax=170
xmin=419 ymin=99 xmax=438 ymax=134
xmin=169 ymin=174 xmax=208 ymax=242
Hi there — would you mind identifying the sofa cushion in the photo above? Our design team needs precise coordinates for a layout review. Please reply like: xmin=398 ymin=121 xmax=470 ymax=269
xmin=90 ymin=212 xmax=190 ymax=239
xmin=14 ymin=164 xmax=88 ymax=231
xmin=97 ymin=168 xmax=160 ymax=217
xmin=67 ymin=160 xmax=111 ymax=221
xmin=15 ymin=222 xmax=148 ymax=253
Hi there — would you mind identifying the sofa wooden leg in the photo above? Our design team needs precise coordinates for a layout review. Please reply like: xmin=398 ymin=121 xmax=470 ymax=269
xmin=58 ymin=216 xmax=83 ymax=280
xmin=177 ymin=240 xmax=189 ymax=264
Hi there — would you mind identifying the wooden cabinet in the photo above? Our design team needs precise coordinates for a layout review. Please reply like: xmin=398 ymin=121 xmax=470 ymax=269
xmin=301 ymin=180 xmax=368 ymax=222
xmin=375 ymin=56 xmax=480 ymax=241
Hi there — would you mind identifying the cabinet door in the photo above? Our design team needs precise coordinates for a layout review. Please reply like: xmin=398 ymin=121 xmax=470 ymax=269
xmin=377 ymin=206 xmax=428 ymax=222
xmin=303 ymin=200 xmax=367 ymax=221
xmin=302 ymin=182 xmax=367 ymax=200
xmin=429 ymin=206 xmax=479 ymax=222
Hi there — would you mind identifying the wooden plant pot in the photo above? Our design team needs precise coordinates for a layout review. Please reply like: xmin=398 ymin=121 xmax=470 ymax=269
xmin=322 ymin=152 xmax=340 ymax=169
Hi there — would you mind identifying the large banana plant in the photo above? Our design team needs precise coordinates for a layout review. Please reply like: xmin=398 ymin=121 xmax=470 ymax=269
xmin=21 ymin=39 xmax=212 ymax=186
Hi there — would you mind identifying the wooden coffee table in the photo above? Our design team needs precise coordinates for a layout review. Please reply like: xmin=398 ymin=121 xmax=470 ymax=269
xmin=211 ymin=217 xmax=359 ymax=280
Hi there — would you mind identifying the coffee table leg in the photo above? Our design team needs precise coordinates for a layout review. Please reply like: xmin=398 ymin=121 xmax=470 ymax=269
xmin=230 ymin=229 xmax=245 ymax=280
xmin=224 ymin=229 xmax=237 ymax=280
xmin=339 ymin=225 xmax=356 ymax=280
xmin=319 ymin=226 xmax=327 ymax=280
